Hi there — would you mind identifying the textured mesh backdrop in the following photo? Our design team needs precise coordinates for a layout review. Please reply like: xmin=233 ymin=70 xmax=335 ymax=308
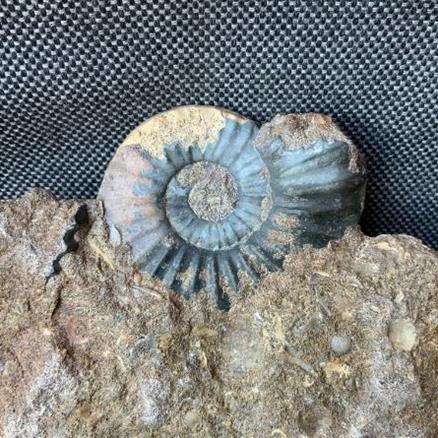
xmin=0 ymin=1 xmax=437 ymax=248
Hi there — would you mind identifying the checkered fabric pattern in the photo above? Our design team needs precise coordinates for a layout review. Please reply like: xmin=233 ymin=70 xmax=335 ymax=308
xmin=0 ymin=1 xmax=437 ymax=248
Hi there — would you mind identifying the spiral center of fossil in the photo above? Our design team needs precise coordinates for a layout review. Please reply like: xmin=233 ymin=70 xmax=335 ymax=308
xmin=165 ymin=152 xmax=270 ymax=251
xmin=177 ymin=162 xmax=238 ymax=222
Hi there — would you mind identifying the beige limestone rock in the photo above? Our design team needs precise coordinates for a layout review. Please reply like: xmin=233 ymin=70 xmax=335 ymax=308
xmin=0 ymin=189 xmax=437 ymax=437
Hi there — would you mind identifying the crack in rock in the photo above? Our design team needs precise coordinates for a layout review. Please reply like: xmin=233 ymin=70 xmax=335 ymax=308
xmin=46 ymin=205 xmax=89 ymax=280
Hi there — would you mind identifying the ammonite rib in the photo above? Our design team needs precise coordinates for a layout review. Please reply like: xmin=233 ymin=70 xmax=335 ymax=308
xmin=99 ymin=106 xmax=366 ymax=308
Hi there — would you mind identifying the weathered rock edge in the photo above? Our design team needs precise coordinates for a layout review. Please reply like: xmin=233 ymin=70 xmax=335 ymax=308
xmin=0 ymin=189 xmax=437 ymax=437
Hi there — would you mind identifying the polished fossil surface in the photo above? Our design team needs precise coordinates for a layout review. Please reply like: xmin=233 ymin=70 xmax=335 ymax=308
xmin=99 ymin=106 xmax=366 ymax=306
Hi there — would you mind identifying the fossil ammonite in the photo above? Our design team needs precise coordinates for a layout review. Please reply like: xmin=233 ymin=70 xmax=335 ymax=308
xmin=99 ymin=106 xmax=366 ymax=308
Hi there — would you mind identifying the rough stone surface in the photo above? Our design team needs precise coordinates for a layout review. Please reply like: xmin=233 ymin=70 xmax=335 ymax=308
xmin=0 ymin=189 xmax=437 ymax=437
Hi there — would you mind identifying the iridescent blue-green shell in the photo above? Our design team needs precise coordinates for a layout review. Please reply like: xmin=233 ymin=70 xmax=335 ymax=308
xmin=99 ymin=107 xmax=365 ymax=309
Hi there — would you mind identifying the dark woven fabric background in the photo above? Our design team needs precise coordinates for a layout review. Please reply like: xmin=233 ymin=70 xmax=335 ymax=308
xmin=0 ymin=1 xmax=437 ymax=248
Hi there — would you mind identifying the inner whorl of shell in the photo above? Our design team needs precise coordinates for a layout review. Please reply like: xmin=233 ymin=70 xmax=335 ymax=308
xmin=166 ymin=156 xmax=270 ymax=251
xmin=99 ymin=107 xmax=366 ymax=309
xmin=181 ymin=162 xmax=238 ymax=222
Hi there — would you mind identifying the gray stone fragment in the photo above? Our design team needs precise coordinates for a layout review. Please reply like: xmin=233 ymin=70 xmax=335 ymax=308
xmin=330 ymin=335 xmax=352 ymax=355
xmin=389 ymin=319 xmax=417 ymax=351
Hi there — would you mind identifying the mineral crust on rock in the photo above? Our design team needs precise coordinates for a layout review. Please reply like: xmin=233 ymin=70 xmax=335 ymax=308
xmin=0 ymin=189 xmax=437 ymax=437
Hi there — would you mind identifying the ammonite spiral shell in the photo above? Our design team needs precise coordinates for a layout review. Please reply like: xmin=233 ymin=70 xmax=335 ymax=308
xmin=99 ymin=106 xmax=365 ymax=308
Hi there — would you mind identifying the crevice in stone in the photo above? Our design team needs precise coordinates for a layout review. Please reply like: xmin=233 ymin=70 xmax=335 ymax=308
xmin=46 ymin=205 xmax=89 ymax=280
